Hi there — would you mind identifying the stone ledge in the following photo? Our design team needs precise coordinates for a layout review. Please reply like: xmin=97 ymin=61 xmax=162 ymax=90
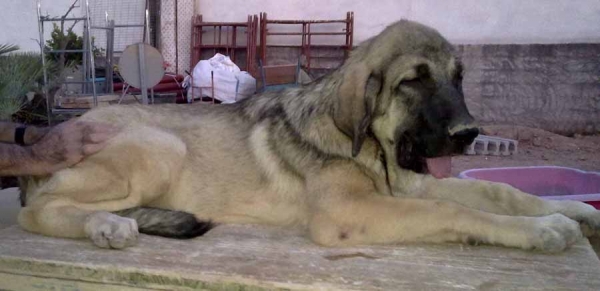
xmin=1 ymin=225 xmax=599 ymax=290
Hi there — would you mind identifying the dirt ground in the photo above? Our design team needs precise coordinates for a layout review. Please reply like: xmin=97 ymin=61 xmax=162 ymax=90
xmin=452 ymin=125 xmax=600 ymax=176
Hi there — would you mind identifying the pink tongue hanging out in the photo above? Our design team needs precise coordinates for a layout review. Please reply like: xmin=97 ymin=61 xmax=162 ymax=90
xmin=425 ymin=157 xmax=452 ymax=179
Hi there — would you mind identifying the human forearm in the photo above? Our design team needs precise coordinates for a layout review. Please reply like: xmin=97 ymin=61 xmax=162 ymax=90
xmin=24 ymin=126 xmax=51 ymax=145
xmin=0 ymin=119 xmax=119 ymax=176
xmin=0 ymin=122 xmax=18 ymax=144
xmin=0 ymin=143 xmax=41 ymax=176
xmin=0 ymin=122 xmax=50 ymax=145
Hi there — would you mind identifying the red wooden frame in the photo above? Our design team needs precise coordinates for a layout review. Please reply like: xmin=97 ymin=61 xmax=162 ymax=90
xmin=259 ymin=12 xmax=354 ymax=73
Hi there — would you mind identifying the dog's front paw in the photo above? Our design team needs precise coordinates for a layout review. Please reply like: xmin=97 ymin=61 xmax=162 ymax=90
xmin=575 ymin=211 xmax=600 ymax=237
xmin=84 ymin=211 xmax=139 ymax=249
xmin=551 ymin=200 xmax=600 ymax=237
xmin=525 ymin=214 xmax=582 ymax=252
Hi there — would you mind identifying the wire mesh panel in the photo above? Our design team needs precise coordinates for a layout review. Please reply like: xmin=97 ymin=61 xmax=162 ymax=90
xmin=89 ymin=0 xmax=146 ymax=53
xmin=148 ymin=0 xmax=160 ymax=47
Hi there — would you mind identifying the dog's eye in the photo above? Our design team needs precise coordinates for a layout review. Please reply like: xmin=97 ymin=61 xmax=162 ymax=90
xmin=399 ymin=64 xmax=431 ymax=89
xmin=399 ymin=77 xmax=422 ymax=87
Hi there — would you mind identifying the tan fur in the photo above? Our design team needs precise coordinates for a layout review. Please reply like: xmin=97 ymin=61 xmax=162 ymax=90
xmin=18 ymin=20 xmax=600 ymax=251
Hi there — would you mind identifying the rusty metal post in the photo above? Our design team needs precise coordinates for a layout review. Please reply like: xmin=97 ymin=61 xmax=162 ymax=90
xmin=349 ymin=12 xmax=354 ymax=49
xmin=260 ymin=12 xmax=267 ymax=66
xmin=190 ymin=15 xmax=196 ymax=71
xmin=301 ymin=23 xmax=306 ymax=62
xmin=218 ymin=25 xmax=222 ymax=50
xmin=307 ymin=23 xmax=311 ymax=71
xmin=211 ymin=71 xmax=215 ymax=104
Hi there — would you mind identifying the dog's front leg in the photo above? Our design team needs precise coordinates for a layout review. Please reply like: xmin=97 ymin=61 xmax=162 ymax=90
xmin=309 ymin=196 xmax=584 ymax=252
xmin=402 ymin=173 xmax=600 ymax=237
xmin=306 ymin=164 xmax=583 ymax=252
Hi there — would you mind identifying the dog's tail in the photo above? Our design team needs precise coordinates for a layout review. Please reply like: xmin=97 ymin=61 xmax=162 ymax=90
xmin=113 ymin=207 xmax=214 ymax=239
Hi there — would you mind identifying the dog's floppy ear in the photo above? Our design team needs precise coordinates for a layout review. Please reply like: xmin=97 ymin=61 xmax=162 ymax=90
xmin=334 ymin=62 xmax=382 ymax=157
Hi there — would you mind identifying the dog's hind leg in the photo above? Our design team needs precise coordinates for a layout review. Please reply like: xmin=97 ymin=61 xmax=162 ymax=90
xmin=19 ymin=165 xmax=147 ymax=249
xmin=19 ymin=196 xmax=139 ymax=249
xmin=19 ymin=125 xmax=189 ymax=248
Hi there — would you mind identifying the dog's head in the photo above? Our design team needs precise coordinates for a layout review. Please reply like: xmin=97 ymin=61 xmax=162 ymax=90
xmin=333 ymin=20 xmax=478 ymax=178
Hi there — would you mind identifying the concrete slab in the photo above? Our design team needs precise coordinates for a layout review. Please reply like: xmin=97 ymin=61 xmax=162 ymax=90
xmin=1 ymin=224 xmax=600 ymax=290
xmin=465 ymin=135 xmax=519 ymax=156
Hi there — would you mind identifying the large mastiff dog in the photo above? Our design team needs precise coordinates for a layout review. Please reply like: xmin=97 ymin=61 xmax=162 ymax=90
xmin=19 ymin=20 xmax=600 ymax=251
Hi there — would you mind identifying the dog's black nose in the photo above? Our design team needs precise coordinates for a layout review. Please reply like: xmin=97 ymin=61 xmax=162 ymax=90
xmin=451 ymin=127 xmax=479 ymax=144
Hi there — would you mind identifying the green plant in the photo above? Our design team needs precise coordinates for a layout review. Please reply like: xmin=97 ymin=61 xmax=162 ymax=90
xmin=45 ymin=23 xmax=85 ymax=65
xmin=0 ymin=44 xmax=19 ymax=55
xmin=7 ymin=0 xmax=103 ymax=124
xmin=43 ymin=0 xmax=104 ymax=68
xmin=44 ymin=24 xmax=105 ymax=66
xmin=0 ymin=44 xmax=19 ymax=96
xmin=0 ymin=44 xmax=44 ymax=121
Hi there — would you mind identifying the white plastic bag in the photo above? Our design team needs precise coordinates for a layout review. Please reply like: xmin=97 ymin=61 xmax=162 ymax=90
xmin=208 ymin=53 xmax=240 ymax=73
xmin=234 ymin=71 xmax=257 ymax=102
xmin=188 ymin=53 xmax=256 ymax=103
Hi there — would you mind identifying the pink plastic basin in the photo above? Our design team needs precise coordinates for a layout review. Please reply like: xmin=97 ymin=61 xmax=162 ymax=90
xmin=458 ymin=166 xmax=600 ymax=209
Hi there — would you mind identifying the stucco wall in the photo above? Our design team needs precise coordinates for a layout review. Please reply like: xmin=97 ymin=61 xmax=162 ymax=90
xmin=458 ymin=44 xmax=600 ymax=135
xmin=196 ymin=0 xmax=600 ymax=45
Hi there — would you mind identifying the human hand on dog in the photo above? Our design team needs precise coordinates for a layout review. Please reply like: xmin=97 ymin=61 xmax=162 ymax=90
xmin=29 ymin=118 xmax=120 ymax=175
